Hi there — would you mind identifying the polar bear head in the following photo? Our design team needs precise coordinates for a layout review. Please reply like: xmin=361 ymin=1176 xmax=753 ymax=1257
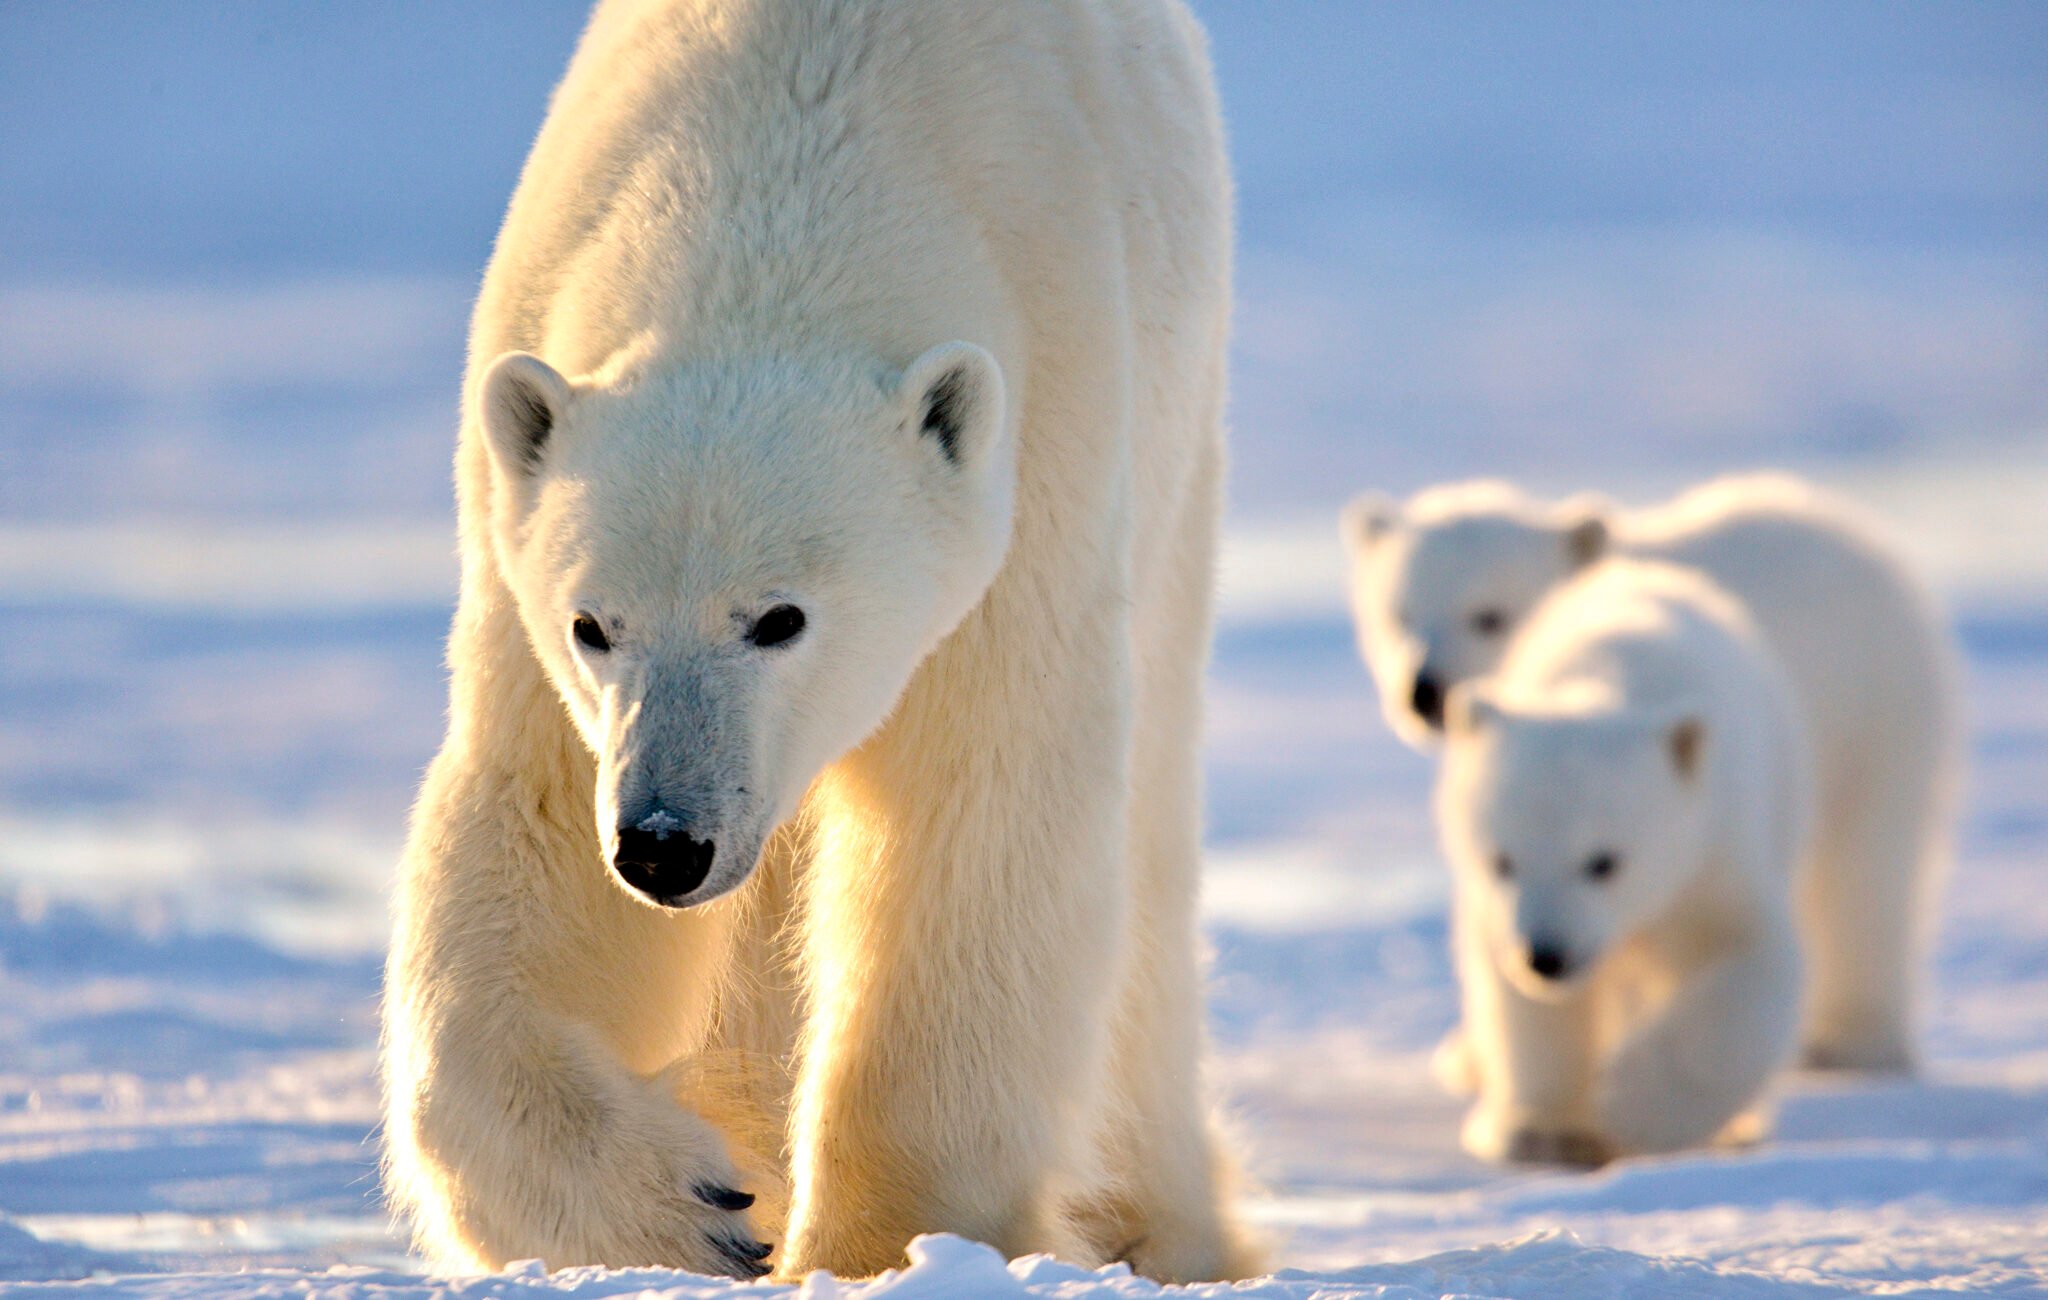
xmin=1434 ymin=686 xmax=1710 ymax=999
xmin=1341 ymin=482 xmax=1611 ymax=748
xmin=475 ymin=341 xmax=1013 ymax=908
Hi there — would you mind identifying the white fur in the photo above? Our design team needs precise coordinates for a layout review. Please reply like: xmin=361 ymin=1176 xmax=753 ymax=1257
xmin=382 ymin=0 xmax=1255 ymax=1283
xmin=1345 ymin=474 xmax=1959 ymax=1072
xmin=1436 ymin=560 xmax=1812 ymax=1162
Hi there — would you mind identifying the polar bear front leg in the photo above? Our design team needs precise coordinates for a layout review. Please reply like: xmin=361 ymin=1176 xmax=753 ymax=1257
xmin=1078 ymin=445 xmax=1259 ymax=1284
xmin=1600 ymin=917 xmax=1802 ymax=1155
xmin=782 ymin=613 xmax=1130 ymax=1278
xmin=386 ymin=1002 xmax=769 ymax=1275
xmin=1456 ymin=908 xmax=1608 ymax=1166
xmin=383 ymin=749 xmax=768 ymax=1275
xmin=1431 ymin=904 xmax=1484 ymax=1098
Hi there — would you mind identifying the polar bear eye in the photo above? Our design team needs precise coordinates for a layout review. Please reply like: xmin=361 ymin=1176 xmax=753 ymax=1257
xmin=571 ymin=614 xmax=611 ymax=653
xmin=1492 ymin=851 xmax=1513 ymax=880
xmin=1470 ymin=608 xmax=1508 ymax=637
xmin=748 ymin=604 xmax=807 ymax=648
xmin=1585 ymin=851 xmax=1620 ymax=882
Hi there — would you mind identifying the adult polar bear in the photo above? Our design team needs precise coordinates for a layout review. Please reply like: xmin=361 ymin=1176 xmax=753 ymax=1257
xmin=383 ymin=0 xmax=1249 ymax=1283
xmin=1344 ymin=475 xmax=1959 ymax=1074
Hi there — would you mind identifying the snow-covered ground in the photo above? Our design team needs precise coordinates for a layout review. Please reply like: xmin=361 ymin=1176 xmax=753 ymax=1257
xmin=3 ymin=532 xmax=2045 ymax=1296
xmin=3 ymin=3 xmax=2046 ymax=1295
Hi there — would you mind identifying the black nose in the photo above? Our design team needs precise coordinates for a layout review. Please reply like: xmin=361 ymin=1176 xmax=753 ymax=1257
xmin=1411 ymin=671 xmax=1445 ymax=728
xmin=1528 ymin=943 xmax=1572 ymax=981
xmin=612 ymin=820 xmax=716 ymax=904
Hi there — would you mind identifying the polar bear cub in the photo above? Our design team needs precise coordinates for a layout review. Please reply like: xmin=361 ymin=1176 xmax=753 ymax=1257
xmin=1345 ymin=474 xmax=1957 ymax=1072
xmin=1436 ymin=559 xmax=1812 ymax=1163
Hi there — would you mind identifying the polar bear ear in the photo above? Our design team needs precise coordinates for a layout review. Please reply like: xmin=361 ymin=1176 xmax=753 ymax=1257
xmin=1340 ymin=491 xmax=1399 ymax=556
xmin=1446 ymin=683 xmax=1502 ymax=736
xmin=1666 ymin=715 xmax=1708 ymax=781
xmin=478 ymin=352 xmax=574 ymax=486
xmin=899 ymin=341 xmax=1005 ymax=469
xmin=1557 ymin=494 xmax=1613 ymax=571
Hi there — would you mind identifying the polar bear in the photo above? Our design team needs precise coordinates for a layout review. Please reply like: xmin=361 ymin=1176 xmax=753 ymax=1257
xmin=380 ymin=0 xmax=1253 ymax=1284
xmin=1344 ymin=474 xmax=1958 ymax=1073
xmin=1436 ymin=559 xmax=1812 ymax=1163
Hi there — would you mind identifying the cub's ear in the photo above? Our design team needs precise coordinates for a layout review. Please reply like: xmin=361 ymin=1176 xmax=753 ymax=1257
xmin=478 ymin=352 xmax=574 ymax=487
xmin=1557 ymin=493 xmax=1613 ymax=570
xmin=1340 ymin=491 xmax=1399 ymax=557
xmin=1666 ymin=714 xmax=1708 ymax=781
xmin=1446 ymin=682 xmax=1503 ymax=737
xmin=900 ymin=341 xmax=1005 ymax=468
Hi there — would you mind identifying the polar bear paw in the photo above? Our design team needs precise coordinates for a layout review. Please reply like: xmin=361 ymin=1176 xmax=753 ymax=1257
xmin=1460 ymin=1104 xmax=1612 ymax=1167
xmin=1799 ymin=1033 xmax=1916 ymax=1075
xmin=1502 ymin=1124 xmax=1614 ymax=1167
xmin=548 ymin=1092 xmax=773 ymax=1277
xmin=1598 ymin=1030 xmax=1739 ymax=1157
xmin=1430 ymin=1027 xmax=1480 ymax=1098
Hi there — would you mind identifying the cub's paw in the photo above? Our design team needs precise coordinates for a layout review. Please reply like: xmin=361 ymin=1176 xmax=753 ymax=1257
xmin=1799 ymin=1036 xmax=1916 ymax=1076
xmin=1598 ymin=1034 xmax=1740 ymax=1156
xmin=1460 ymin=1105 xmax=1609 ymax=1167
xmin=1503 ymin=1125 xmax=1613 ymax=1168
xmin=1430 ymin=1027 xmax=1480 ymax=1098
xmin=1712 ymin=1106 xmax=1772 ymax=1151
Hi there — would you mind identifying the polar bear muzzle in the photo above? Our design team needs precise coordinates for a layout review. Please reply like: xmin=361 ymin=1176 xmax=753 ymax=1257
xmin=611 ymin=808 xmax=719 ymax=906
xmin=1409 ymin=669 xmax=1447 ymax=730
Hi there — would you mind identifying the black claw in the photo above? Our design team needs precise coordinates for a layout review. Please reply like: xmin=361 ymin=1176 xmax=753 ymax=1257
xmin=717 ymin=1236 xmax=774 ymax=1277
xmin=693 ymin=1182 xmax=755 ymax=1211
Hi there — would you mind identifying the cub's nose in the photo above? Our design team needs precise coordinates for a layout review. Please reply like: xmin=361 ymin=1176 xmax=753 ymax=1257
xmin=612 ymin=813 xmax=716 ymax=905
xmin=1410 ymin=671 xmax=1446 ymax=729
xmin=1528 ymin=942 xmax=1572 ymax=981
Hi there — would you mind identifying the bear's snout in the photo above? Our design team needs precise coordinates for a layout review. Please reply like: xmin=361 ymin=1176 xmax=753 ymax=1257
xmin=1526 ymin=941 xmax=1573 ymax=982
xmin=1410 ymin=671 xmax=1446 ymax=729
xmin=612 ymin=811 xmax=717 ymax=906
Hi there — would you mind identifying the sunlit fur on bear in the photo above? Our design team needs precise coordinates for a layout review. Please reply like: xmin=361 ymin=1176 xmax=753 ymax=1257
xmin=1346 ymin=474 xmax=1959 ymax=1073
xmin=1436 ymin=559 xmax=1812 ymax=1162
xmin=382 ymin=0 xmax=1257 ymax=1283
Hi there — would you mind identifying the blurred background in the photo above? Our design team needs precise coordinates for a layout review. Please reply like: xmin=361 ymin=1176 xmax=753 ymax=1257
xmin=1 ymin=1 xmax=2045 ymax=1283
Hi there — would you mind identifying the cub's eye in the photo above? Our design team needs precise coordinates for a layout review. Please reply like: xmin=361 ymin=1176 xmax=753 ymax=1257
xmin=1585 ymin=851 xmax=1620 ymax=882
xmin=1470 ymin=608 xmax=1508 ymax=637
xmin=748 ymin=604 xmax=807 ymax=648
xmin=1493 ymin=852 xmax=1513 ymax=880
xmin=571 ymin=614 xmax=610 ymax=653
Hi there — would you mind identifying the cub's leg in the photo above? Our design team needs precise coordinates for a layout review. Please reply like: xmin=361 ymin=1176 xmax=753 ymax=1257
xmin=1602 ymin=917 xmax=1801 ymax=1155
xmin=1798 ymin=740 xmax=1950 ymax=1072
xmin=1457 ymin=905 xmax=1609 ymax=1167
xmin=1431 ymin=904 xmax=1483 ymax=1097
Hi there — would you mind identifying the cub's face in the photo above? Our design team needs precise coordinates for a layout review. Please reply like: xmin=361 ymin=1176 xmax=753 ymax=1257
xmin=1434 ymin=693 xmax=1710 ymax=1001
xmin=476 ymin=343 xmax=1013 ymax=908
xmin=1342 ymin=485 xmax=1608 ymax=749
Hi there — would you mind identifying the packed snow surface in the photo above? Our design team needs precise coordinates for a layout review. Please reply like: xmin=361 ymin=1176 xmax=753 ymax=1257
xmin=2 ymin=595 xmax=2045 ymax=1296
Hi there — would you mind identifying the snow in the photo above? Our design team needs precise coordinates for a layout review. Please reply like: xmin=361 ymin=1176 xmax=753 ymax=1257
xmin=3 ymin=3 xmax=2047 ymax=1296
xmin=2 ymin=594 xmax=2043 ymax=1296
xmin=0 ymin=1231 xmax=1881 ymax=1299
xmin=640 ymin=810 xmax=689 ymax=839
